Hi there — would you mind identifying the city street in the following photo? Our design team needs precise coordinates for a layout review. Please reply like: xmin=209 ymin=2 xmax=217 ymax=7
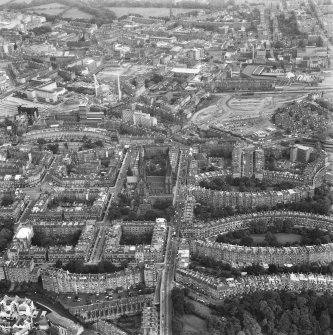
xmin=160 ymin=149 xmax=188 ymax=335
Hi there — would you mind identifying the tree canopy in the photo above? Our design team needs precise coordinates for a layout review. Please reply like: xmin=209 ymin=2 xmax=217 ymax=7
xmin=62 ymin=259 xmax=123 ymax=274
xmin=207 ymin=290 xmax=333 ymax=335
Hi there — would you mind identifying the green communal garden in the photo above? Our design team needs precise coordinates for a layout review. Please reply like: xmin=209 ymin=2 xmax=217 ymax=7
xmin=216 ymin=218 xmax=333 ymax=247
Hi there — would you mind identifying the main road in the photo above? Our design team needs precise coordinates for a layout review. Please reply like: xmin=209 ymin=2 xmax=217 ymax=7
xmin=102 ymin=149 xmax=132 ymax=224
xmin=160 ymin=148 xmax=189 ymax=335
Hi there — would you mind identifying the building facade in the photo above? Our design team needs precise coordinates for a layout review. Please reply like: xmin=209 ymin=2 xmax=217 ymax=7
xmin=41 ymin=267 xmax=143 ymax=294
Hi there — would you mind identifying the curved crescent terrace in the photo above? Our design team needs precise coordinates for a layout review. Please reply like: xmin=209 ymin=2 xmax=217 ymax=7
xmin=190 ymin=211 xmax=333 ymax=267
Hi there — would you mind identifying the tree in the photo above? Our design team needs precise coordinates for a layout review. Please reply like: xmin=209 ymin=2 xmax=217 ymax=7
xmin=47 ymin=143 xmax=59 ymax=154
xmin=274 ymin=41 xmax=284 ymax=49
xmin=127 ymin=166 xmax=133 ymax=176
xmin=37 ymin=138 xmax=47 ymax=146
xmin=49 ymin=327 xmax=60 ymax=335
xmin=171 ymin=287 xmax=185 ymax=316
xmin=94 ymin=140 xmax=103 ymax=147
xmin=242 ymin=311 xmax=262 ymax=335
xmin=55 ymin=260 xmax=62 ymax=269
xmin=1 ymin=195 xmax=14 ymax=207
xmin=0 ymin=228 xmax=12 ymax=240
xmin=0 ymin=238 xmax=8 ymax=252
xmin=172 ymin=318 xmax=184 ymax=335
xmin=320 ymin=311 xmax=331 ymax=331
xmin=240 ymin=236 xmax=254 ymax=247
xmin=32 ymin=25 xmax=52 ymax=36
xmin=184 ymin=301 xmax=195 ymax=314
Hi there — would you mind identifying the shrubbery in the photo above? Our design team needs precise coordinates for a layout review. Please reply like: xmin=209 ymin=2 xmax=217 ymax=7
xmin=215 ymin=219 xmax=333 ymax=247
xmin=61 ymin=259 xmax=123 ymax=274
xmin=32 ymin=230 xmax=81 ymax=248
xmin=208 ymin=290 xmax=333 ymax=335
xmin=199 ymin=176 xmax=294 ymax=192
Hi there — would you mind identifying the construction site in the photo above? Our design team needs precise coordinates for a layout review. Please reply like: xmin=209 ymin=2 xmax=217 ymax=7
xmin=191 ymin=91 xmax=309 ymax=137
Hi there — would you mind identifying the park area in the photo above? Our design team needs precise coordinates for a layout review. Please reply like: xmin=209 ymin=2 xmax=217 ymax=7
xmin=25 ymin=3 xmax=93 ymax=19
xmin=26 ymin=3 xmax=68 ymax=16
xmin=182 ymin=314 xmax=207 ymax=334
xmin=24 ymin=4 xmax=196 ymax=18
xmin=62 ymin=7 xmax=93 ymax=19
xmin=250 ymin=233 xmax=302 ymax=244
xmin=106 ymin=7 xmax=195 ymax=18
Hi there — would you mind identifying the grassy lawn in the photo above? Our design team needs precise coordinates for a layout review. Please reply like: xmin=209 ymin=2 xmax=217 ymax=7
xmin=26 ymin=3 xmax=68 ymax=15
xmin=182 ymin=314 xmax=207 ymax=334
xmin=107 ymin=7 xmax=195 ymax=18
xmin=62 ymin=7 xmax=93 ymax=19
xmin=114 ymin=314 xmax=141 ymax=335
xmin=185 ymin=296 xmax=213 ymax=318
xmin=250 ymin=233 xmax=302 ymax=244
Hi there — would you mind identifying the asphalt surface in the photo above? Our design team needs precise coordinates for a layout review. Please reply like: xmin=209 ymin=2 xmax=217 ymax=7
xmin=160 ymin=149 xmax=188 ymax=335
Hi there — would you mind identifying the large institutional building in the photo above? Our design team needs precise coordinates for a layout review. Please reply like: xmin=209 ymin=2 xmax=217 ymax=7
xmin=232 ymin=144 xmax=265 ymax=179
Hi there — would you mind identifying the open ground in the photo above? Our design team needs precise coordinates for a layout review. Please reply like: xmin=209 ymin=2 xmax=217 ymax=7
xmin=191 ymin=92 xmax=307 ymax=136
xmin=25 ymin=3 xmax=93 ymax=19
xmin=26 ymin=3 xmax=68 ymax=16
xmin=97 ymin=63 xmax=152 ymax=82
xmin=106 ymin=7 xmax=195 ymax=18
xmin=20 ymin=3 xmax=196 ymax=18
